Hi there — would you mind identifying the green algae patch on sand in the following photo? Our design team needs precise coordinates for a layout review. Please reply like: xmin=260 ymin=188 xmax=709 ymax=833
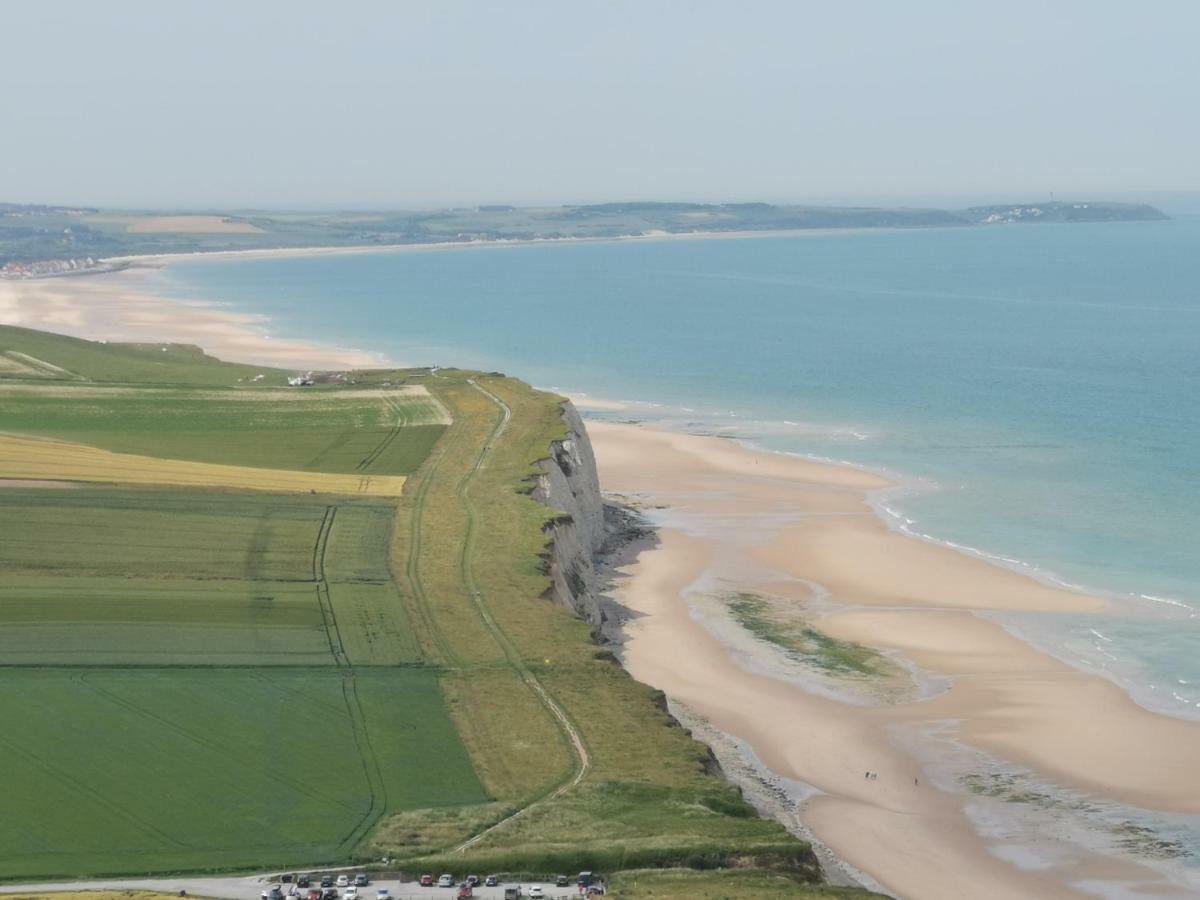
xmin=724 ymin=592 xmax=886 ymax=678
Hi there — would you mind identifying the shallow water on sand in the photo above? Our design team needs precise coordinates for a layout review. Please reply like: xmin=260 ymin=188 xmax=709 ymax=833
xmin=159 ymin=217 xmax=1200 ymax=718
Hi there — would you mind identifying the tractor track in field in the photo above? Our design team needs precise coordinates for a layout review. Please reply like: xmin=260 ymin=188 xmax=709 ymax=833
xmin=356 ymin=395 xmax=409 ymax=472
xmin=399 ymin=411 xmax=464 ymax=668
xmin=311 ymin=503 xmax=388 ymax=851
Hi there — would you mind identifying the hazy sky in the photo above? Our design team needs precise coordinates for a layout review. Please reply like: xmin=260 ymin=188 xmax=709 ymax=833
xmin=3 ymin=1 xmax=1197 ymax=209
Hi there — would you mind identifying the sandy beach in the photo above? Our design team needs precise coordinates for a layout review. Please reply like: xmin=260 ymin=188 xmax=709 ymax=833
xmin=589 ymin=422 xmax=1200 ymax=899
xmin=0 ymin=268 xmax=383 ymax=370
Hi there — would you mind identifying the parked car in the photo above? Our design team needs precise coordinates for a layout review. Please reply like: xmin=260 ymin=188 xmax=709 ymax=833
xmin=555 ymin=875 xmax=569 ymax=887
xmin=437 ymin=874 xmax=455 ymax=888
xmin=297 ymin=874 xmax=312 ymax=888
xmin=345 ymin=889 xmax=359 ymax=900
xmin=528 ymin=888 xmax=545 ymax=900
xmin=419 ymin=875 xmax=434 ymax=887
xmin=375 ymin=890 xmax=390 ymax=900
xmin=355 ymin=874 xmax=369 ymax=887
xmin=465 ymin=875 xmax=480 ymax=887
xmin=337 ymin=876 xmax=350 ymax=888
xmin=306 ymin=891 xmax=322 ymax=900
xmin=503 ymin=889 xmax=520 ymax=900
xmin=457 ymin=887 xmax=473 ymax=900
xmin=282 ymin=875 xmax=294 ymax=884
xmin=484 ymin=876 xmax=499 ymax=887
xmin=321 ymin=876 xmax=334 ymax=888
xmin=322 ymin=890 xmax=339 ymax=900
xmin=577 ymin=872 xmax=593 ymax=888
xmin=269 ymin=888 xmax=285 ymax=900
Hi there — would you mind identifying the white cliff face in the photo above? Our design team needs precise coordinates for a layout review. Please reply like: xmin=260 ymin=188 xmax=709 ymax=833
xmin=531 ymin=401 xmax=609 ymax=629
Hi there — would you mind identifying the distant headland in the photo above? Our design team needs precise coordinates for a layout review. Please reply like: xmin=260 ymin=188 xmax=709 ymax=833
xmin=0 ymin=199 xmax=1168 ymax=275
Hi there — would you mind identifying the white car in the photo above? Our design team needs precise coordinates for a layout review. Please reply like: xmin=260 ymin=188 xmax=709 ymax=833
xmin=437 ymin=875 xmax=454 ymax=888
xmin=528 ymin=888 xmax=544 ymax=899
xmin=337 ymin=876 xmax=350 ymax=888
xmin=344 ymin=889 xmax=358 ymax=900
xmin=375 ymin=890 xmax=390 ymax=900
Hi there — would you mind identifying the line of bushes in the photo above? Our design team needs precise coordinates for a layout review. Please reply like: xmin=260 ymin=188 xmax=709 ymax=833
xmin=395 ymin=840 xmax=821 ymax=883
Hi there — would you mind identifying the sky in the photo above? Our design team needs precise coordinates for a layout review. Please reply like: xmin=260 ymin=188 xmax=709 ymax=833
xmin=2 ymin=1 xmax=1198 ymax=209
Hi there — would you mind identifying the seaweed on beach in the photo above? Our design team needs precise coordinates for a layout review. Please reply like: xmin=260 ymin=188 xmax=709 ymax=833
xmin=962 ymin=774 xmax=1191 ymax=861
xmin=723 ymin=592 xmax=884 ymax=677
xmin=1109 ymin=821 xmax=1191 ymax=860
xmin=962 ymin=773 xmax=1102 ymax=812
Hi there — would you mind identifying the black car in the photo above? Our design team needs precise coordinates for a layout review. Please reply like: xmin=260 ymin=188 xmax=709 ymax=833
xmin=466 ymin=876 xmax=480 ymax=887
xmin=322 ymin=890 xmax=338 ymax=900
xmin=321 ymin=875 xmax=333 ymax=888
xmin=297 ymin=875 xmax=311 ymax=888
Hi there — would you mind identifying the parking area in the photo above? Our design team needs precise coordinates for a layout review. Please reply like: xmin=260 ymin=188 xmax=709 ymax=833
xmin=278 ymin=881 xmax=570 ymax=900
xmin=0 ymin=873 xmax=601 ymax=900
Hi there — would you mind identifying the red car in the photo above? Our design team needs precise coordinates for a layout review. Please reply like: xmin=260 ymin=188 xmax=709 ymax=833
xmin=306 ymin=891 xmax=322 ymax=900
xmin=419 ymin=875 xmax=434 ymax=887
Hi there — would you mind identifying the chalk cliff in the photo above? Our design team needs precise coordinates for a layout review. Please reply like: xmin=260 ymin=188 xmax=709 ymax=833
xmin=529 ymin=401 xmax=616 ymax=632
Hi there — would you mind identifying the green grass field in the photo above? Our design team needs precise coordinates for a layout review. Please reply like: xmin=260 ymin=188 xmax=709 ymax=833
xmin=0 ymin=383 xmax=447 ymax=474
xmin=0 ymin=326 xmax=878 ymax=898
xmin=0 ymin=668 xmax=484 ymax=878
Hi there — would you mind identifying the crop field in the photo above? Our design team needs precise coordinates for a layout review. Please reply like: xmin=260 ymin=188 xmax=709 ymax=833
xmin=0 ymin=327 xmax=485 ymax=878
xmin=0 ymin=383 xmax=448 ymax=475
xmin=0 ymin=434 xmax=409 ymax=495
xmin=0 ymin=668 xmax=485 ymax=878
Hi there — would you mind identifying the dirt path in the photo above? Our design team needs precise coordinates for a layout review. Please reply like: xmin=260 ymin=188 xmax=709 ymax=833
xmin=449 ymin=379 xmax=590 ymax=852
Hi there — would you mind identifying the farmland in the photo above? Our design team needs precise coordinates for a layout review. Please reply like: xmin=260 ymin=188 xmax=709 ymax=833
xmin=0 ymin=325 xmax=873 ymax=898
xmin=0 ymin=326 xmax=475 ymax=875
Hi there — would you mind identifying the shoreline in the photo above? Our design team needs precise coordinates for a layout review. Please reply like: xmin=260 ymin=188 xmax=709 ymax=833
xmin=97 ymin=223 xmax=932 ymax=268
xmin=591 ymin=422 xmax=1200 ymax=899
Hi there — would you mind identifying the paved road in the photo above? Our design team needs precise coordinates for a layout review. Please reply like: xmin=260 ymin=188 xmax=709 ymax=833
xmin=0 ymin=875 xmax=573 ymax=900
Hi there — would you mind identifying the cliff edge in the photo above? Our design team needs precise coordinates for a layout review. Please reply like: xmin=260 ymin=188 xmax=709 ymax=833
xmin=530 ymin=401 xmax=622 ymax=633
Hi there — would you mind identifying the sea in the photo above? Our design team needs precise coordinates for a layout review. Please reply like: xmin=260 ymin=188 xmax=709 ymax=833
xmin=156 ymin=217 xmax=1200 ymax=722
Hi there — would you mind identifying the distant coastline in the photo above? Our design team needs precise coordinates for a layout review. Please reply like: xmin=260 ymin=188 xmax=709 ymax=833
xmin=0 ymin=199 xmax=1169 ymax=276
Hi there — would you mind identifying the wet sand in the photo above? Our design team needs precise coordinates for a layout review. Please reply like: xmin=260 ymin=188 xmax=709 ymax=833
xmin=590 ymin=421 xmax=1200 ymax=899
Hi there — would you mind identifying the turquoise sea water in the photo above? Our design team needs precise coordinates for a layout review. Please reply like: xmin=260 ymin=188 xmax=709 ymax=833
xmin=160 ymin=218 xmax=1200 ymax=717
